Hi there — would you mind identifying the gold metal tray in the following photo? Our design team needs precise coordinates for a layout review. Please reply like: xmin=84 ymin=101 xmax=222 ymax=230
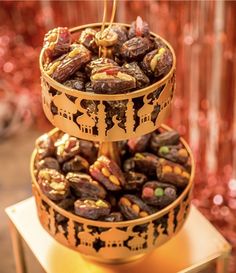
xmin=40 ymin=23 xmax=176 ymax=142
xmin=31 ymin=124 xmax=194 ymax=264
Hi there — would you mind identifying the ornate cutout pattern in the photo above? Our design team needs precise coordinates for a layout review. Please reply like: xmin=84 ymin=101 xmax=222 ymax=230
xmin=33 ymin=183 xmax=191 ymax=262
xmin=41 ymin=71 xmax=175 ymax=142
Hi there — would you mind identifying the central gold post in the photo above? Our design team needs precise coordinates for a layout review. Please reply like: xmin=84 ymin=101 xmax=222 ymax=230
xmin=98 ymin=0 xmax=120 ymax=165
xmin=98 ymin=141 xmax=120 ymax=165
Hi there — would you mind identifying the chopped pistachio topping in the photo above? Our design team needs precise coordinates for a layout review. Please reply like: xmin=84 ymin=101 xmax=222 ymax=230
xmin=95 ymin=199 xmax=108 ymax=208
xmin=116 ymin=72 xmax=135 ymax=81
xmin=135 ymin=153 xmax=145 ymax=160
xmin=150 ymin=47 xmax=166 ymax=71
xmin=50 ymin=181 xmax=65 ymax=191
xmin=68 ymin=47 xmax=82 ymax=58
xmin=92 ymin=72 xmax=115 ymax=80
xmin=46 ymin=61 xmax=60 ymax=75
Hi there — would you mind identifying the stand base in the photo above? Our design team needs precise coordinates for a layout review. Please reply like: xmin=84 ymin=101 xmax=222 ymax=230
xmin=5 ymin=198 xmax=231 ymax=273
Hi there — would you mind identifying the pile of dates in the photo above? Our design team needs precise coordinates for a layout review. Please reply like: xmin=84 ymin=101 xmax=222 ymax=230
xmin=34 ymin=128 xmax=191 ymax=222
xmin=43 ymin=16 xmax=173 ymax=94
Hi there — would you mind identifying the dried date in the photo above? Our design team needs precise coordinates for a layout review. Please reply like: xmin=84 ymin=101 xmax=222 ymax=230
xmin=142 ymin=47 xmax=173 ymax=78
xmin=123 ymin=152 xmax=159 ymax=177
xmin=124 ymin=171 xmax=148 ymax=191
xmin=100 ymin=212 xmax=124 ymax=222
xmin=90 ymin=155 xmax=125 ymax=191
xmin=62 ymin=155 xmax=89 ymax=173
xmin=142 ymin=181 xmax=177 ymax=208
xmin=150 ymin=131 xmax=180 ymax=151
xmin=66 ymin=172 xmax=106 ymax=199
xmin=119 ymin=194 xmax=152 ymax=220
xmin=45 ymin=44 xmax=91 ymax=83
xmin=74 ymin=199 xmax=111 ymax=220
xmin=79 ymin=28 xmax=98 ymax=52
xmin=55 ymin=134 xmax=80 ymax=163
xmin=120 ymin=37 xmax=153 ymax=61
xmin=63 ymin=71 xmax=86 ymax=91
xmin=43 ymin=27 xmax=71 ymax=61
xmin=91 ymin=66 xmax=136 ymax=94
xmin=78 ymin=140 xmax=98 ymax=164
xmin=156 ymin=158 xmax=190 ymax=188
xmin=157 ymin=144 xmax=189 ymax=165
xmin=38 ymin=168 xmax=69 ymax=201
xmin=86 ymin=57 xmax=118 ymax=75
xmin=37 ymin=157 xmax=60 ymax=171
xmin=127 ymin=133 xmax=151 ymax=154
xmin=122 ymin=62 xmax=149 ymax=88
xmin=35 ymin=133 xmax=55 ymax=159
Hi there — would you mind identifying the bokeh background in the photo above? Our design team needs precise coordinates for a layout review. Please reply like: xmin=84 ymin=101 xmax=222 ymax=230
xmin=0 ymin=1 xmax=236 ymax=272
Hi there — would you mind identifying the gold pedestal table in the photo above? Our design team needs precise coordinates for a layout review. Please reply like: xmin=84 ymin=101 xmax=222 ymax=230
xmin=5 ymin=198 xmax=231 ymax=273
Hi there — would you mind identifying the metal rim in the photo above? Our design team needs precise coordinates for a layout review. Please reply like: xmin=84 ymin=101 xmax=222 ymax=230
xmin=39 ymin=22 xmax=176 ymax=100
xmin=31 ymin=124 xmax=194 ymax=227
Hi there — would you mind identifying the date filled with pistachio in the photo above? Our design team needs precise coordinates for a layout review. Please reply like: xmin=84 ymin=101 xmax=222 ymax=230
xmin=74 ymin=199 xmax=111 ymax=220
xmin=38 ymin=168 xmax=70 ymax=201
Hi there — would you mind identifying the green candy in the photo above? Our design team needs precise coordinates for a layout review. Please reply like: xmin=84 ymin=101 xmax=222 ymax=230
xmin=159 ymin=146 xmax=169 ymax=155
xmin=154 ymin=187 xmax=164 ymax=197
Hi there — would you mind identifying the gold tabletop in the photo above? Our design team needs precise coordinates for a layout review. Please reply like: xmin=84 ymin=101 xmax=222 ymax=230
xmin=6 ymin=198 xmax=231 ymax=273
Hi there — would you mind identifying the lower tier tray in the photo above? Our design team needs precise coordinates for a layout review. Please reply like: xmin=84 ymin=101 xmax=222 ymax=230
xmin=6 ymin=198 xmax=231 ymax=273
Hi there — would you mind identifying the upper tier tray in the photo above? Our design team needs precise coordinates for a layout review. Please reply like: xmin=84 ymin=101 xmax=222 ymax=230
xmin=40 ymin=23 xmax=176 ymax=142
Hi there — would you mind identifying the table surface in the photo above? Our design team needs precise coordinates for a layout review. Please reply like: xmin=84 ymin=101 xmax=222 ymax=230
xmin=5 ymin=198 xmax=231 ymax=273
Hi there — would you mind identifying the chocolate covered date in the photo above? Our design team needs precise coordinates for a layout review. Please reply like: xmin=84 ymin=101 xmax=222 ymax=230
xmin=120 ymin=36 xmax=153 ymax=61
xmin=74 ymin=199 xmax=111 ymax=220
xmin=43 ymin=27 xmax=71 ymax=61
xmin=119 ymin=194 xmax=152 ymax=220
xmin=62 ymin=155 xmax=89 ymax=173
xmin=142 ymin=181 xmax=177 ymax=207
xmin=66 ymin=172 xmax=106 ymax=199
xmin=142 ymin=47 xmax=173 ymax=78
xmin=90 ymin=155 xmax=125 ymax=191
xmin=150 ymin=131 xmax=180 ymax=151
xmin=45 ymin=44 xmax=91 ymax=83
xmin=55 ymin=134 xmax=79 ymax=163
xmin=156 ymin=158 xmax=190 ymax=187
xmin=124 ymin=171 xmax=148 ymax=191
xmin=158 ymin=145 xmax=189 ymax=165
xmin=91 ymin=66 xmax=136 ymax=94
xmin=38 ymin=168 xmax=69 ymax=201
